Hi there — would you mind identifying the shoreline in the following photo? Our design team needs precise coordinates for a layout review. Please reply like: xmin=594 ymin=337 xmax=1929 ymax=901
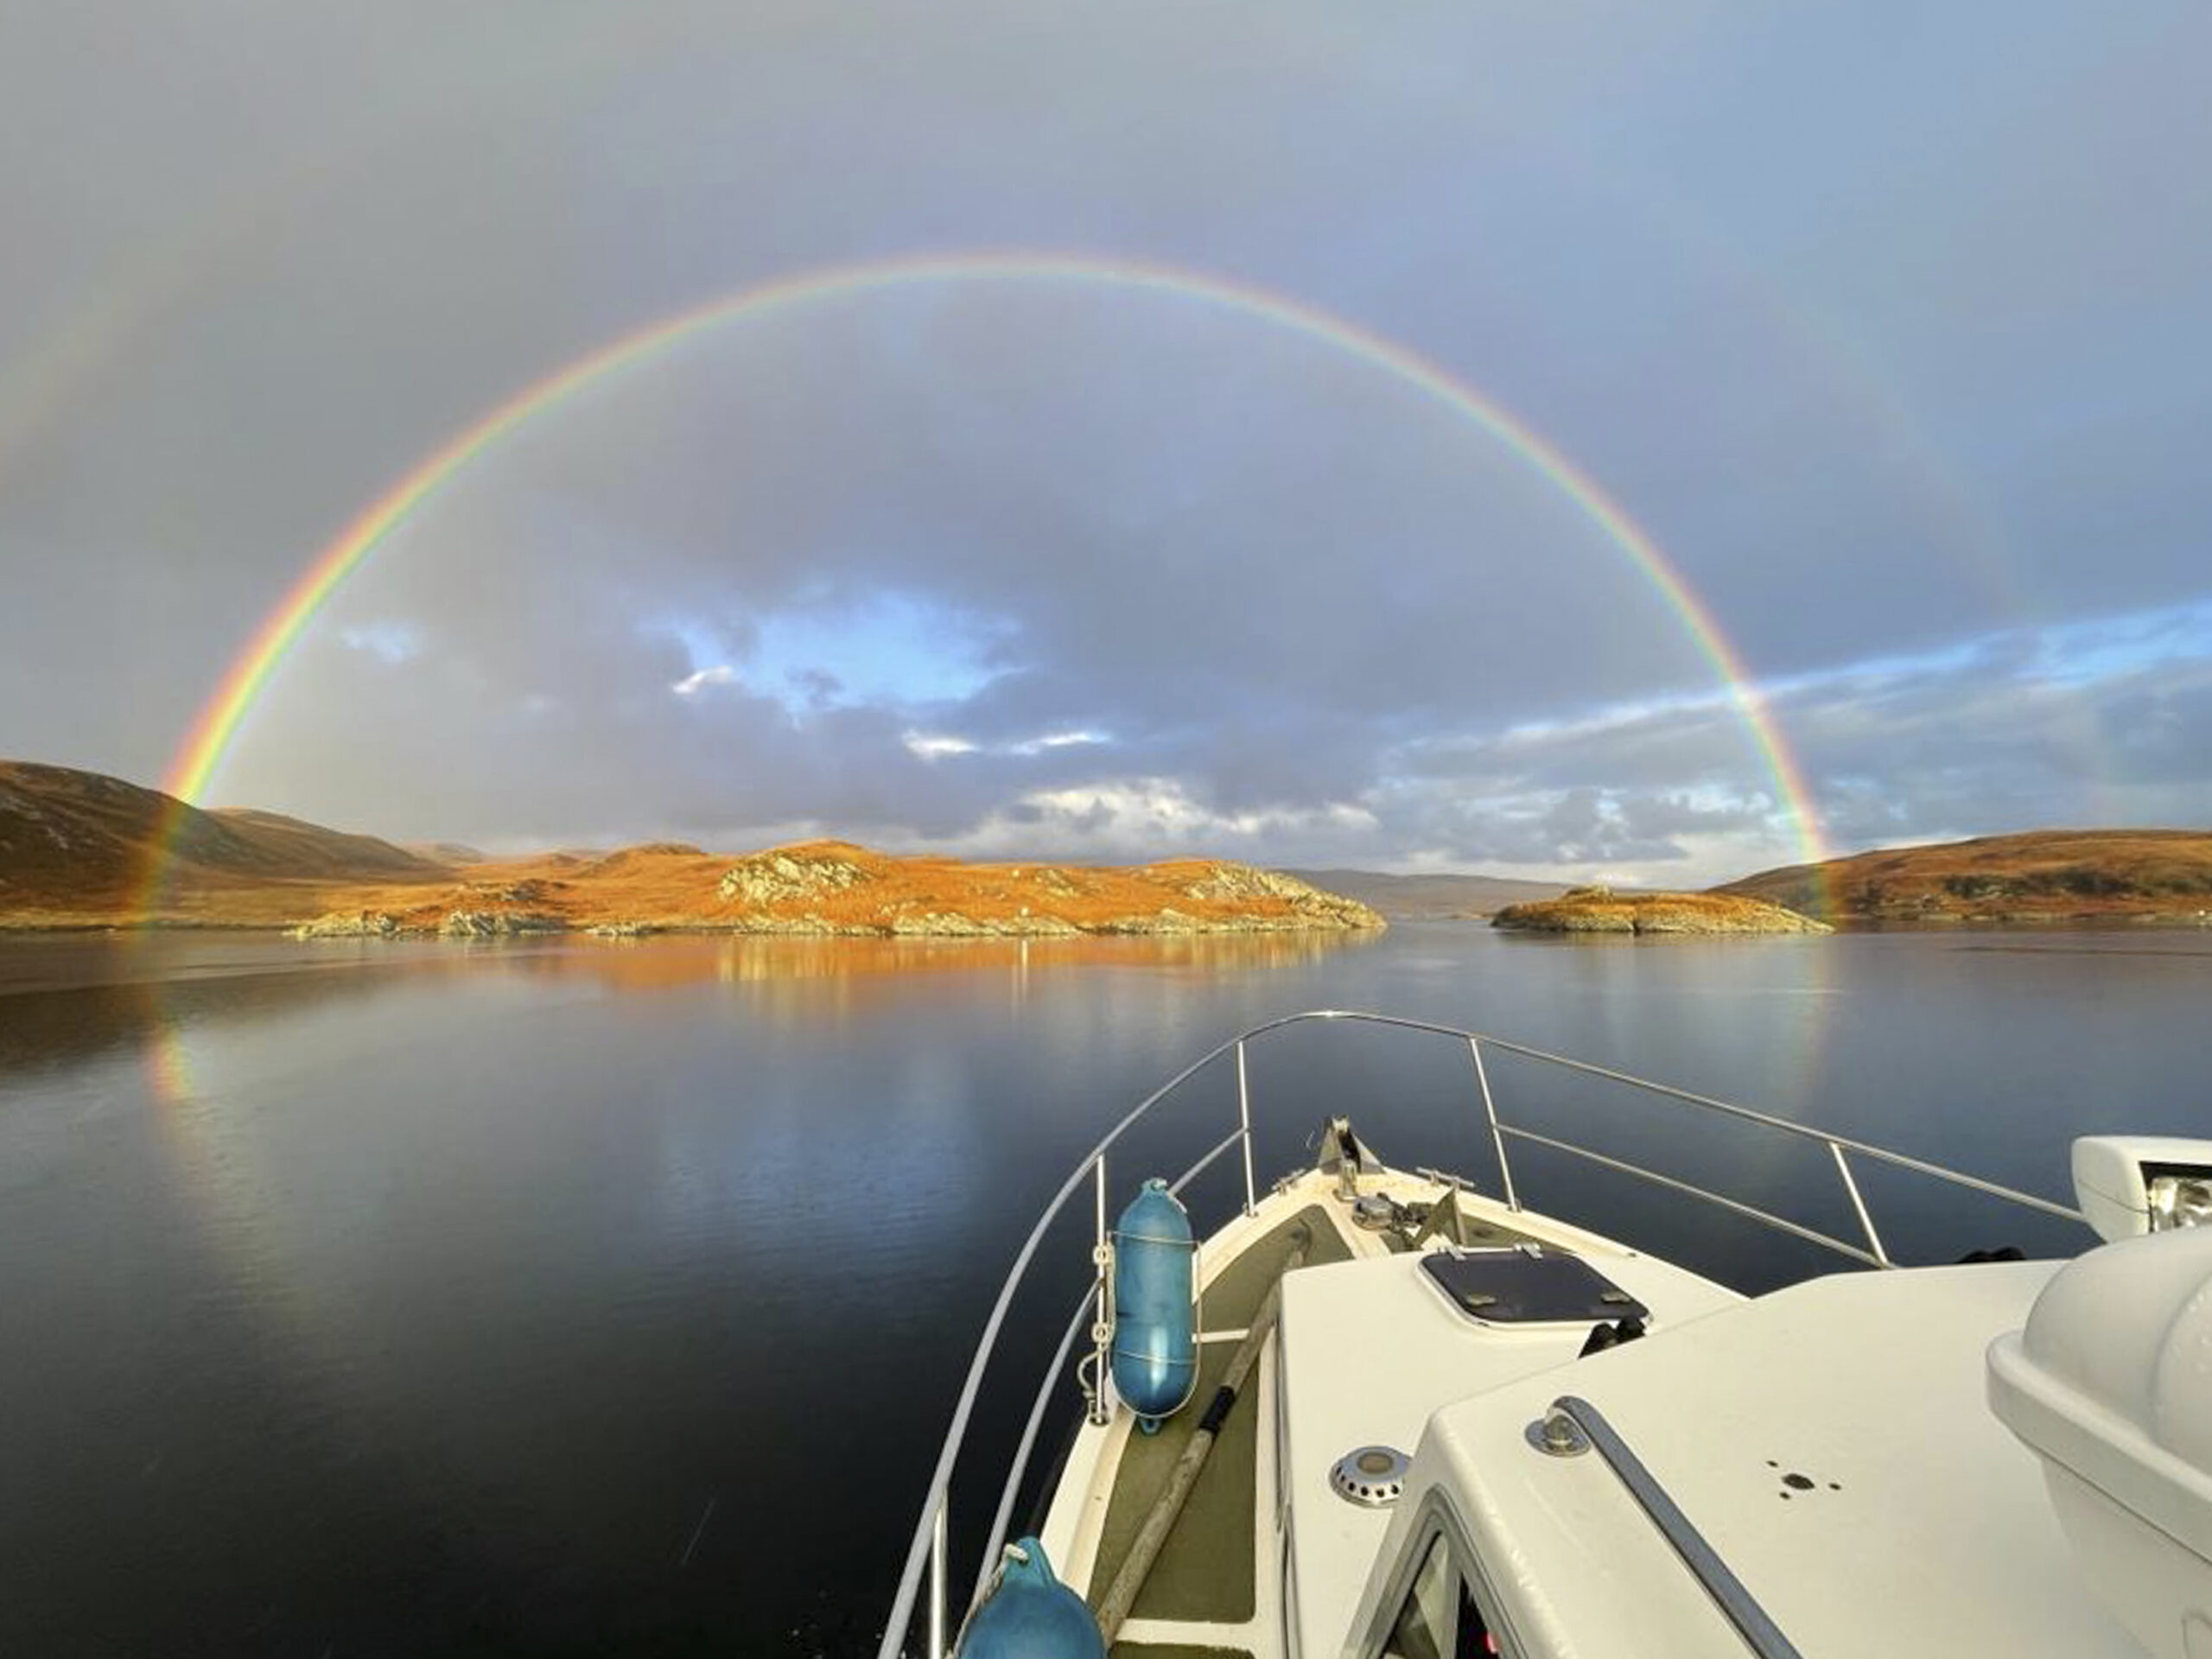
xmin=8 ymin=911 xmax=2212 ymax=936
xmin=0 ymin=914 xmax=1388 ymax=938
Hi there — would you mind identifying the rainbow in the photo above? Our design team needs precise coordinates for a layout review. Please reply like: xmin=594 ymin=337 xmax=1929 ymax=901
xmin=153 ymin=250 xmax=1826 ymax=894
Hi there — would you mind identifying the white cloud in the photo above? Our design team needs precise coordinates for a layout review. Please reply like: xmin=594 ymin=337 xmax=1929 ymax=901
xmin=971 ymin=778 xmax=1381 ymax=855
xmin=1009 ymin=729 xmax=1109 ymax=755
xmin=902 ymin=728 xmax=1110 ymax=761
xmin=902 ymin=730 xmax=979 ymax=760
xmin=671 ymin=664 xmax=740 ymax=696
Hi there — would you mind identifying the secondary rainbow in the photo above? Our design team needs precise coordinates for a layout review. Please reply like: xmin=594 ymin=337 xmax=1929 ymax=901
xmin=157 ymin=249 xmax=1827 ymax=869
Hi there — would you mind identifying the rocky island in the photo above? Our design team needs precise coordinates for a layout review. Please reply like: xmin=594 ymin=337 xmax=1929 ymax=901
xmin=286 ymin=841 xmax=1385 ymax=939
xmin=1491 ymin=887 xmax=1831 ymax=936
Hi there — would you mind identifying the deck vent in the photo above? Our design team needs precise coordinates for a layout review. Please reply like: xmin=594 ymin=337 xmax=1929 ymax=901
xmin=1330 ymin=1445 xmax=1408 ymax=1508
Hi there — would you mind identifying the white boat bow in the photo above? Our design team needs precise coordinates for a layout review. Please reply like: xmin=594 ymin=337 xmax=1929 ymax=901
xmin=879 ymin=1010 xmax=2212 ymax=1659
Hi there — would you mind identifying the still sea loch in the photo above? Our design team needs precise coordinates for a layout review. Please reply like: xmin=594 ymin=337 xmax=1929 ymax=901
xmin=1 ymin=923 xmax=2206 ymax=1655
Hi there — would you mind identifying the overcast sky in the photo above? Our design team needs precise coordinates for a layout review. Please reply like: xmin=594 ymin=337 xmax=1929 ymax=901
xmin=2 ymin=3 xmax=2207 ymax=884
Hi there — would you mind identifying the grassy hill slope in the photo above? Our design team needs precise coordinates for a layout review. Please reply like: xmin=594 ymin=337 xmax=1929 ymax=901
xmin=1718 ymin=830 xmax=2212 ymax=925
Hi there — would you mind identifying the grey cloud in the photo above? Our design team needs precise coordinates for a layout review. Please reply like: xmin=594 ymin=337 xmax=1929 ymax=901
xmin=1366 ymin=782 xmax=1764 ymax=871
xmin=2099 ymin=680 xmax=2212 ymax=787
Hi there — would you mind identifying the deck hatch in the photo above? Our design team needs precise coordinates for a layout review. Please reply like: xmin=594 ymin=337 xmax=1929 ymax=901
xmin=1420 ymin=1248 xmax=1649 ymax=1325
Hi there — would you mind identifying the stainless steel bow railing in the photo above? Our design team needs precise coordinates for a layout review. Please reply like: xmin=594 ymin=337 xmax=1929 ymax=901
xmin=875 ymin=1009 xmax=2088 ymax=1659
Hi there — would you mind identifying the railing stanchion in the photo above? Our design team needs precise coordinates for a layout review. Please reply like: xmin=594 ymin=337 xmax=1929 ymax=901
xmin=1830 ymin=1142 xmax=1892 ymax=1268
xmin=928 ymin=1496 xmax=948 ymax=1659
xmin=1090 ymin=1154 xmax=1113 ymax=1427
xmin=972 ymin=1285 xmax=1099 ymax=1612
xmin=1236 ymin=1039 xmax=1257 ymax=1217
xmin=1471 ymin=1035 xmax=1519 ymax=1211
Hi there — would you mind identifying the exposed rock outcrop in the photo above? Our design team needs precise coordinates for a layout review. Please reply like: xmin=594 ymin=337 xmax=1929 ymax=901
xmin=288 ymin=907 xmax=566 ymax=939
xmin=1178 ymin=863 xmax=1383 ymax=930
xmin=457 ymin=879 xmax=556 ymax=905
xmin=439 ymin=910 xmax=564 ymax=939
xmin=289 ymin=910 xmax=405 ymax=939
xmin=717 ymin=845 xmax=874 ymax=906
xmin=886 ymin=910 xmax=1084 ymax=938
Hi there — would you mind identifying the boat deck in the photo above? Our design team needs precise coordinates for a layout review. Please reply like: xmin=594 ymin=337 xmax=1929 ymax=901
xmin=899 ymin=1012 xmax=2133 ymax=1659
xmin=1044 ymin=1160 xmax=1675 ymax=1658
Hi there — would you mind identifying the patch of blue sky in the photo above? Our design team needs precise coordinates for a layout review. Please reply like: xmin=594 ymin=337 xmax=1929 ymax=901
xmin=1763 ymin=635 xmax=1988 ymax=701
xmin=1757 ymin=595 xmax=2212 ymax=705
xmin=337 ymin=620 xmax=425 ymax=664
xmin=2025 ymin=596 xmax=2212 ymax=688
xmin=756 ymin=590 xmax=1012 ymax=707
xmin=662 ymin=590 xmax=1013 ymax=710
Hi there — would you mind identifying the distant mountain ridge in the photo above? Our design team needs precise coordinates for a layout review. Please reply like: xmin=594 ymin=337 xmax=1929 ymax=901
xmin=1281 ymin=868 xmax=1570 ymax=919
xmin=404 ymin=840 xmax=487 ymax=866
xmin=0 ymin=761 xmax=446 ymax=920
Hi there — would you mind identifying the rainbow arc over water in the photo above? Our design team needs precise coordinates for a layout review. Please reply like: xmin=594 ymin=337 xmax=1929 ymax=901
xmin=150 ymin=250 xmax=1827 ymax=904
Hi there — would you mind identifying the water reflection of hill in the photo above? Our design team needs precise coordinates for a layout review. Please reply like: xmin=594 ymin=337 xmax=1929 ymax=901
xmin=0 ymin=946 xmax=456 ymax=1076
xmin=0 ymin=930 xmax=1380 ymax=1075
xmin=524 ymin=928 xmax=1378 ymax=991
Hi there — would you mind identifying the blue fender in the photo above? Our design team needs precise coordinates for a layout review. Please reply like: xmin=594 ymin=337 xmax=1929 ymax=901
xmin=957 ymin=1536 xmax=1104 ymax=1659
xmin=1110 ymin=1178 xmax=1198 ymax=1427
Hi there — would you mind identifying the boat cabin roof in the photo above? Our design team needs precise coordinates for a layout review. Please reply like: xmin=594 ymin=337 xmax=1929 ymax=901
xmin=1311 ymin=1256 xmax=2142 ymax=1657
xmin=1278 ymin=1237 xmax=1741 ymax=1656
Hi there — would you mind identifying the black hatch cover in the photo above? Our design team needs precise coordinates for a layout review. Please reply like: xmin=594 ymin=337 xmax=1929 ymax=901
xmin=1420 ymin=1249 xmax=1649 ymax=1325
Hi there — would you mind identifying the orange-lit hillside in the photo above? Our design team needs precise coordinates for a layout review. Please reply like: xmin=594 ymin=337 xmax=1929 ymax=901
xmin=0 ymin=762 xmax=1383 ymax=936
xmin=295 ymin=840 xmax=1386 ymax=938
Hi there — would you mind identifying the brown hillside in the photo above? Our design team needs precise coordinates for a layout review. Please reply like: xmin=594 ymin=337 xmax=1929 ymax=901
xmin=211 ymin=809 xmax=456 ymax=878
xmin=0 ymin=760 xmax=447 ymax=924
xmin=404 ymin=840 xmax=486 ymax=864
xmin=1719 ymin=830 xmax=2212 ymax=925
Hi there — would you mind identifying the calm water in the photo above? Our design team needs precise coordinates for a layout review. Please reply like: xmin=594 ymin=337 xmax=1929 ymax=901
xmin=2 ymin=924 xmax=2208 ymax=1655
